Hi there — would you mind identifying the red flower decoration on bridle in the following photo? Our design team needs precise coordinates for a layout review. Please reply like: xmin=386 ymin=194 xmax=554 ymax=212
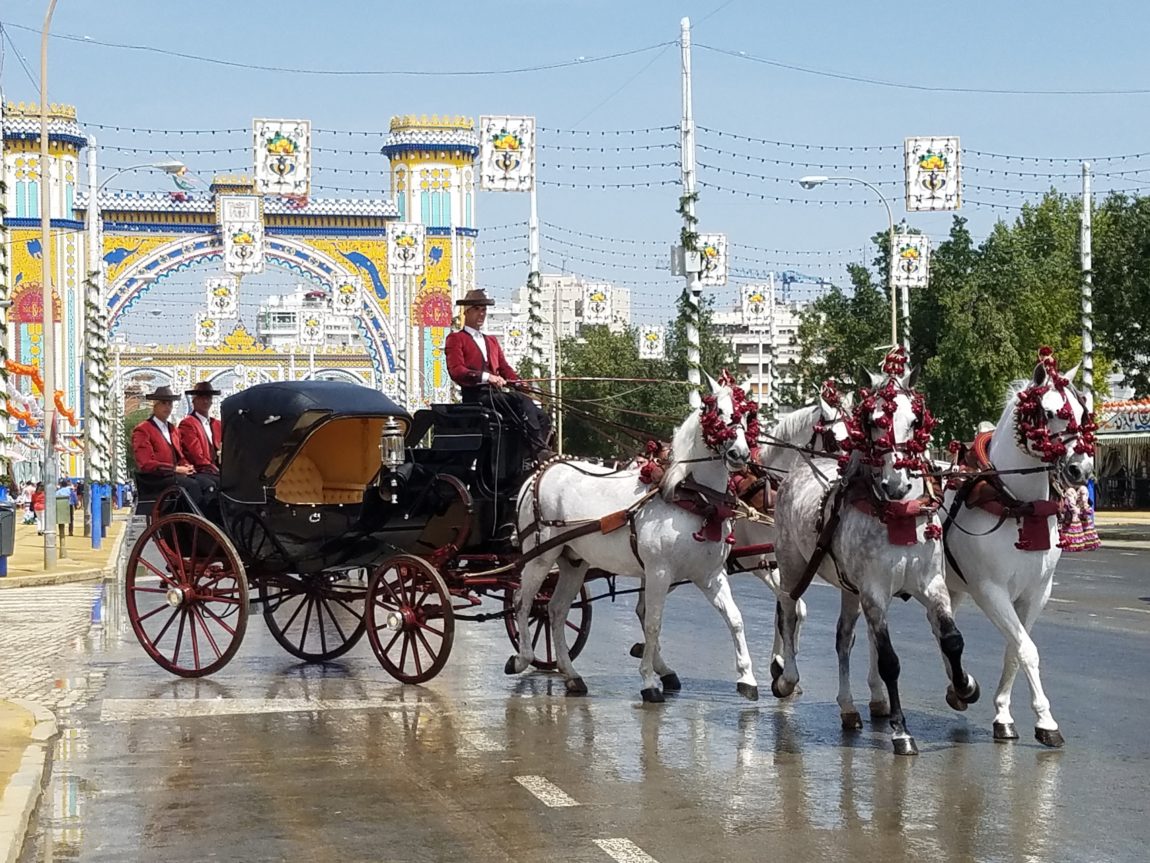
xmin=702 ymin=370 xmax=760 ymax=452
xmin=1014 ymin=347 xmax=1096 ymax=463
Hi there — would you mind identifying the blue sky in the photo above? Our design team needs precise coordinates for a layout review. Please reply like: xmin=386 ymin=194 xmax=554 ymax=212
xmin=3 ymin=0 xmax=1150 ymax=337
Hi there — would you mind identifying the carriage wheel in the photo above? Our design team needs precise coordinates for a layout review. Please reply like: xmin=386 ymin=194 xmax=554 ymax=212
xmin=124 ymin=513 xmax=248 ymax=677
xmin=148 ymin=485 xmax=187 ymax=525
xmin=503 ymin=577 xmax=593 ymax=672
xmin=365 ymin=554 xmax=455 ymax=684
xmin=259 ymin=572 xmax=368 ymax=662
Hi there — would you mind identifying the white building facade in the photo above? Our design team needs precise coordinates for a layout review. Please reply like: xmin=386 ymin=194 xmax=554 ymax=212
xmin=255 ymin=286 xmax=363 ymax=350
xmin=712 ymin=292 xmax=810 ymax=409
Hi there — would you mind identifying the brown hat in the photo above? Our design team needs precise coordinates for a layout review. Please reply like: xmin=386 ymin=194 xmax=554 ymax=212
xmin=186 ymin=381 xmax=222 ymax=397
xmin=145 ymin=386 xmax=179 ymax=402
xmin=455 ymin=289 xmax=495 ymax=308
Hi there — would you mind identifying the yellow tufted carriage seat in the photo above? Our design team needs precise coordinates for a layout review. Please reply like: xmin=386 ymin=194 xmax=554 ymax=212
xmin=273 ymin=417 xmax=387 ymax=505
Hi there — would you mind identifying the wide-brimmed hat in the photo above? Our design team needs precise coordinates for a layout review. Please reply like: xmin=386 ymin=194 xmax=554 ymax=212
xmin=455 ymin=289 xmax=495 ymax=308
xmin=185 ymin=381 xmax=222 ymax=397
xmin=145 ymin=386 xmax=179 ymax=402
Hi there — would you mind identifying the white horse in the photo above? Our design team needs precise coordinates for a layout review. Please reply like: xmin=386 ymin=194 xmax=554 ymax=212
xmin=772 ymin=353 xmax=980 ymax=755
xmin=507 ymin=373 xmax=758 ymax=703
xmin=942 ymin=353 xmax=1094 ymax=747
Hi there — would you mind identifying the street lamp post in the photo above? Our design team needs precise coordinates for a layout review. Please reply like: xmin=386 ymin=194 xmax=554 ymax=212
xmin=82 ymin=153 xmax=184 ymax=545
xmin=39 ymin=0 xmax=60 ymax=569
xmin=799 ymin=175 xmax=901 ymax=353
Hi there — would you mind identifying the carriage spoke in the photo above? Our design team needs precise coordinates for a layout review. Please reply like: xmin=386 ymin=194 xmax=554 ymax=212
xmin=414 ymin=626 xmax=437 ymax=661
xmin=415 ymin=621 xmax=443 ymax=637
xmin=136 ymin=603 xmax=173 ymax=624
xmin=330 ymin=595 xmax=364 ymax=618
xmin=399 ymin=630 xmax=410 ymax=671
xmin=193 ymin=606 xmax=223 ymax=660
xmin=531 ymin=619 xmax=545 ymax=650
xmin=314 ymin=594 xmax=329 ymax=655
xmin=199 ymin=600 xmax=239 ymax=637
xmin=130 ymin=586 xmax=169 ymax=596
xmin=150 ymin=606 xmax=182 ymax=645
xmin=278 ymin=592 xmax=309 ymax=634
xmin=544 ymin=619 xmax=554 ymax=662
xmin=189 ymin=604 xmax=202 ymax=669
xmin=138 ymin=556 xmax=177 ymax=586
xmin=323 ymin=598 xmax=349 ymax=644
xmin=172 ymin=610 xmax=187 ymax=664
xmin=298 ymin=595 xmax=315 ymax=653
xmin=188 ymin=524 xmax=201 ymax=584
xmin=409 ymin=633 xmax=424 ymax=677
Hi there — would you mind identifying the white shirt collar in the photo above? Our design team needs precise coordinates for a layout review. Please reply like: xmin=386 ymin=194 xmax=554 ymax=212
xmin=151 ymin=415 xmax=172 ymax=443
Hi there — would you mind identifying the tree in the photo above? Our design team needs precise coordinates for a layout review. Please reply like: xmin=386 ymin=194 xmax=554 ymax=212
xmin=122 ymin=407 xmax=150 ymax=476
xmin=1093 ymin=194 xmax=1150 ymax=393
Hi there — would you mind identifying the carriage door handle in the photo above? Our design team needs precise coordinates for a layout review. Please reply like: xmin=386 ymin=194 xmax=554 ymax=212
xmin=309 ymin=513 xmax=321 ymax=523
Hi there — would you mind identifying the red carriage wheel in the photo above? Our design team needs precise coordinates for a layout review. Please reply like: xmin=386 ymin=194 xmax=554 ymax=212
xmin=259 ymin=572 xmax=368 ymax=662
xmin=124 ymin=513 xmax=248 ymax=677
xmin=366 ymin=554 xmax=455 ymax=684
xmin=149 ymin=485 xmax=190 ymax=524
xmin=503 ymin=576 xmax=593 ymax=671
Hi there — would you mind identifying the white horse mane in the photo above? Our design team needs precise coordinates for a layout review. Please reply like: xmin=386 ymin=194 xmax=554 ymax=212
xmin=769 ymin=403 xmax=821 ymax=443
xmin=662 ymin=406 xmax=702 ymax=499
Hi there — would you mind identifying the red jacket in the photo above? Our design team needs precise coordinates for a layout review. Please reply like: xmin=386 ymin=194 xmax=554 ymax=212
xmin=445 ymin=328 xmax=518 ymax=389
xmin=131 ymin=417 xmax=191 ymax=475
xmin=178 ymin=414 xmax=222 ymax=474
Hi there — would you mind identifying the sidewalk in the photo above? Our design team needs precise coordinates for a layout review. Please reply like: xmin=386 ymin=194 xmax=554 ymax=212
xmin=0 ymin=701 xmax=57 ymax=863
xmin=1093 ymin=510 xmax=1150 ymax=543
xmin=0 ymin=515 xmax=127 ymax=589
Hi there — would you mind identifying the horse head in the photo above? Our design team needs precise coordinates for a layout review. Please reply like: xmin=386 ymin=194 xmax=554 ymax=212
xmin=1014 ymin=347 xmax=1097 ymax=488
xmin=843 ymin=348 xmax=936 ymax=502
xmin=816 ymin=378 xmax=855 ymax=452
xmin=698 ymin=371 xmax=753 ymax=470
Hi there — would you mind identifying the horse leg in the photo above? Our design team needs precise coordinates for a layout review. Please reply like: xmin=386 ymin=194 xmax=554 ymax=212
xmin=631 ymin=582 xmax=684 ymax=664
xmin=752 ymin=564 xmax=802 ymax=678
xmin=549 ymin=559 xmax=591 ymax=696
xmin=860 ymin=592 xmax=917 ymax=756
xmin=771 ymin=544 xmax=805 ymax=698
xmin=506 ymin=552 xmax=559 ymax=675
xmin=920 ymin=578 xmax=980 ymax=712
xmin=638 ymin=568 xmax=671 ymax=703
xmin=836 ymin=590 xmax=863 ymax=730
xmin=695 ymin=570 xmax=758 ymax=700
xmin=985 ymin=583 xmax=1061 ymax=746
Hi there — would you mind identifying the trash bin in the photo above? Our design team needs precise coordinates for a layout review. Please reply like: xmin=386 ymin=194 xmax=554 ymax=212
xmin=0 ymin=502 xmax=15 ymax=557
xmin=101 ymin=492 xmax=113 ymax=529
xmin=55 ymin=496 xmax=72 ymax=528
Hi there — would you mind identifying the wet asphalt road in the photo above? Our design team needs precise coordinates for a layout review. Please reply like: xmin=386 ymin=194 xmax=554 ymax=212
xmin=16 ymin=545 xmax=1150 ymax=863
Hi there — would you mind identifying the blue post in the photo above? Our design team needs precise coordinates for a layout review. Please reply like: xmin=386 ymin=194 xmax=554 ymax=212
xmin=115 ymin=484 xmax=123 ymax=509
xmin=0 ymin=555 xmax=7 ymax=577
xmin=91 ymin=485 xmax=102 ymax=550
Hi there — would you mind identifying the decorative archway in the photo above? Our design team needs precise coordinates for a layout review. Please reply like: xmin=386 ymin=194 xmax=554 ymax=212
xmin=106 ymin=233 xmax=395 ymax=386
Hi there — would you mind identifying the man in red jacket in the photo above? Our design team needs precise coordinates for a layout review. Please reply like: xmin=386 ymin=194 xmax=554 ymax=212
xmin=178 ymin=381 xmax=222 ymax=475
xmin=131 ymin=386 xmax=216 ymax=509
xmin=444 ymin=289 xmax=552 ymax=457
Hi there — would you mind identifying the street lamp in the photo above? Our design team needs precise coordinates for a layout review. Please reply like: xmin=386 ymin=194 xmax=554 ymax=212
xmin=82 ymin=153 xmax=184 ymax=545
xmin=798 ymin=175 xmax=902 ymax=353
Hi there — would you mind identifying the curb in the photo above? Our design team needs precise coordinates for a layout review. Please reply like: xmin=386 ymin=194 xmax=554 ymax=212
xmin=0 ymin=700 xmax=58 ymax=863
xmin=0 ymin=526 xmax=127 ymax=590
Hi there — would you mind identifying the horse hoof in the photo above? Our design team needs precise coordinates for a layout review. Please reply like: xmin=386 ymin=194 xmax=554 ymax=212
xmin=1035 ymin=727 xmax=1065 ymax=748
xmin=993 ymin=722 xmax=1019 ymax=741
xmin=841 ymin=712 xmax=863 ymax=731
xmin=946 ymin=686 xmax=969 ymax=712
xmin=960 ymin=677 xmax=981 ymax=705
xmin=770 ymin=677 xmax=794 ymax=699
xmin=565 ymin=677 xmax=588 ymax=696
xmin=504 ymin=656 xmax=521 ymax=676
xmin=737 ymin=682 xmax=759 ymax=701
xmin=641 ymin=687 xmax=665 ymax=704
xmin=892 ymin=736 xmax=919 ymax=757
xmin=660 ymin=672 xmax=682 ymax=692
xmin=769 ymin=658 xmax=784 ymax=681
xmin=869 ymin=701 xmax=891 ymax=719
xmin=630 ymin=642 xmax=645 ymax=659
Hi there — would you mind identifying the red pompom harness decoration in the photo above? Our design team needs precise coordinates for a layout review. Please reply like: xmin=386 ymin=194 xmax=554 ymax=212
xmin=1014 ymin=346 xmax=1097 ymax=464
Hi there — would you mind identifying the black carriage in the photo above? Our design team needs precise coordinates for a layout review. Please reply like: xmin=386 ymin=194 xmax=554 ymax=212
xmin=124 ymin=380 xmax=591 ymax=680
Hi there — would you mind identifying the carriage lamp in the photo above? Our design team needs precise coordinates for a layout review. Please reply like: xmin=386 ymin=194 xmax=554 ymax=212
xmin=380 ymin=417 xmax=406 ymax=470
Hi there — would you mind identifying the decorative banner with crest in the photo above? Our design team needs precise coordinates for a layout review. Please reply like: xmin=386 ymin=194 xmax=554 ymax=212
xmin=697 ymin=233 xmax=728 ymax=286
xmin=891 ymin=234 xmax=932 ymax=289
xmin=298 ymin=312 xmax=326 ymax=347
xmin=220 ymin=195 xmax=265 ymax=274
xmin=905 ymin=136 xmax=961 ymax=211
xmin=638 ymin=325 xmax=666 ymax=360
xmin=387 ymin=223 xmax=426 ymax=275
xmin=205 ymin=277 xmax=239 ymax=319
xmin=172 ymin=366 xmax=193 ymax=394
xmin=741 ymin=284 xmax=771 ymax=328
xmin=582 ymin=284 xmax=612 ymax=326
xmin=253 ymin=119 xmax=311 ymax=197
xmin=479 ymin=115 xmax=536 ymax=192
xmin=504 ymin=318 xmax=528 ymax=364
xmin=331 ymin=275 xmax=363 ymax=317
xmin=195 ymin=313 xmax=221 ymax=348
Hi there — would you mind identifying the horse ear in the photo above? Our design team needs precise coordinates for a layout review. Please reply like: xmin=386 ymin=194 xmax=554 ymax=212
xmin=1031 ymin=362 xmax=1048 ymax=387
xmin=867 ymin=369 xmax=884 ymax=388
xmin=703 ymin=371 xmax=720 ymax=393
xmin=904 ymin=364 xmax=920 ymax=389
xmin=1064 ymin=363 xmax=1081 ymax=383
xmin=740 ymin=378 xmax=755 ymax=398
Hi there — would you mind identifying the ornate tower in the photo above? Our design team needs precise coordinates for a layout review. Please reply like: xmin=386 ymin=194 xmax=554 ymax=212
xmin=1 ymin=102 xmax=86 ymax=474
xmin=382 ymin=115 xmax=478 ymax=405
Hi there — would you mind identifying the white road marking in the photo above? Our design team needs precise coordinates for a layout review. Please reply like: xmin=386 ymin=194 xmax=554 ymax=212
xmin=514 ymin=775 xmax=579 ymax=807
xmin=1115 ymin=606 xmax=1150 ymax=615
xmin=100 ymin=698 xmax=405 ymax=721
xmin=594 ymin=838 xmax=660 ymax=863
xmin=463 ymin=730 xmax=503 ymax=752
xmin=1120 ymin=552 xmax=1139 ymax=556
xmin=1048 ymin=598 xmax=1074 ymax=604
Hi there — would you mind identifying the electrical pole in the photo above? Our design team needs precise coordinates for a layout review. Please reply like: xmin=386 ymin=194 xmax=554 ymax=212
xmin=680 ymin=16 xmax=701 ymax=409
xmin=39 ymin=0 xmax=60 ymax=569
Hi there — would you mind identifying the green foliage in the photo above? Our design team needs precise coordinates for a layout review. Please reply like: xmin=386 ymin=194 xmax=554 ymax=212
xmin=122 ymin=407 xmax=151 ymax=476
